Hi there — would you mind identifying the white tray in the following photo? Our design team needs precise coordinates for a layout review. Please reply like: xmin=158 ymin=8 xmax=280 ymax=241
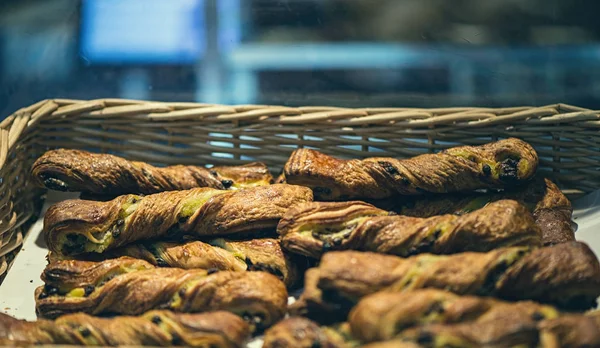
xmin=2 ymin=190 xmax=600 ymax=346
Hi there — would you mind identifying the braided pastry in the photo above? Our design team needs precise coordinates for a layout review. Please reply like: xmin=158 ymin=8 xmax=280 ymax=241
xmin=348 ymin=289 xmax=559 ymax=343
xmin=48 ymin=238 xmax=302 ymax=289
xmin=36 ymin=258 xmax=288 ymax=330
xmin=288 ymin=268 xmax=341 ymax=323
xmin=262 ymin=317 xmax=353 ymax=348
xmin=293 ymin=242 xmax=600 ymax=321
xmin=0 ymin=310 xmax=249 ymax=347
xmin=398 ymin=311 xmax=600 ymax=348
xmin=32 ymin=148 xmax=274 ymax=195
xmin=283 ymin=138 xmax=538 ymax=200
xmin=373 ymin=177 xmax=574 ymax=246
xmin=539 ymin=311 xmax=600 ymax=347
xmin=360 ymin=341 xmax=423 ymax=348
xmin=278 ymin=199 xmax=541 ymax=258
xmin=44 ymin=184 xmax=313 ymax=255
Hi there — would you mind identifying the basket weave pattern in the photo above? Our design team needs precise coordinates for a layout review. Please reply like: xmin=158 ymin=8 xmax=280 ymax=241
xmin=0 ymin=99 xmax=598 ymax=279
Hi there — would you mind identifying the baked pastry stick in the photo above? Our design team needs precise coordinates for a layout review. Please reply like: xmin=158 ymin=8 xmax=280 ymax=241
xmin=48 ymin=238 xmax=302 ymax=289
xmin=283 ymin=138 xmax=538 ymax=200
xmin=360 ymin=341 xmax=423 ymax=348
xmin=262 ymin=317 xmax=354 ymax=348
xmin=31 ymin=148 xmax=274 ymax=195
xmin=0 ymin=310 xmax=249 ymax=347
xmin=539 ymin=311 xmax=600 ymax=348
xmin=44 ymin=184 xmax=313 ymax=255
xmin=398 ymin=311 xmax=600 ymax=348
xmin=348 ymin=289 xmax=560 ymax=343
xmin=278 ymin=200 xmax=542 ymax=258
xmin=292 ymin=242 xmax=600 ymax=322
xmin=373 ymin=178 xmax=574 ymax=246
xmin=36 ymin=259 xmax=288 ymax=330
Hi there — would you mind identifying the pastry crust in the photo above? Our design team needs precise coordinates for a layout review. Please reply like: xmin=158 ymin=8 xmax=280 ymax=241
xmin=539 ymin=311 xmax=600 ymax=348
xmin=36 ymin=258 xmax=288 ymax=330
xmin=348 ymin=289 xmax=559 ymax=343
xmin=397 ymin=313 xmax=540 ymax=348
xmin=0 ymin=310 xmax=250 ymax=347
xmin=262 ymin=317 xmax=351 ymax=348
xmin=294 ymin=242 xmax=600 ymax=321
xmin=44 ymin=184 xmax=313 ymax=255
xmin=284 ymin=138 xmax=538 ymax=200
xmin=31 ymin=148 xmax=273 ymax=195
xmin=278 ymin=200 xmax=542 ymax=258
xmin=366 ymin=311 xmax=600 ymax=348
xmin=48 ymin=238 xmax=302 ymax=289
xmin=373 ymin=178 xmax=574 ymax=246
xmin=288 ymin=268 xmax=343 ymax=323
xmin=360 ymin=341 xmax=423 ymax=348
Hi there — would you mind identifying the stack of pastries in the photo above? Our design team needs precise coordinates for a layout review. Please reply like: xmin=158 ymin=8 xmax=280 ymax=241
xmin=0 ymin=138 xmax=597 ymax=347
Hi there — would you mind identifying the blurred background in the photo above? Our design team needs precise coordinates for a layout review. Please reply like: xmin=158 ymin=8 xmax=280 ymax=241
xmin=2 ymin=0 xmax=600 ymax=117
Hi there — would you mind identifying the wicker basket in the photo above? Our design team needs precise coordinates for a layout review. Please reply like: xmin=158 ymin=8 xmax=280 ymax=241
xmin=1 ymin=99 xmax=599 ymax=280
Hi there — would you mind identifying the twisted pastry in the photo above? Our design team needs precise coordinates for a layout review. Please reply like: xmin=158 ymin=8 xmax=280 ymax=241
xmin=349 ymin=289 xmax=559 ymax=343
xmin=262 ymin=317 xmax=353 ymax=348
xmin=36 ymin=258 xmax=288 ymax=330
xmin=539 ymin=311 xmax=600 ymax=348
xmin=44 ymin=184 xmax=313 ymax=255
xmin=372 ymin=177 xmax=574 ymax=246
xmin=0 ymin=310 xmax=249 ymax=347
xmin=32 ymin=148 xmax=274 ymax=195
xmin=283 ymin=138 xmax=538 ymax=200
xmin=360 ymin=341 xmax=423 ymax=348
xmin=278 ymin=199 xmax=542 ymax=258
xmin=293 ymin=242 xmax=600 ymax=321
xmin=398 ymin=311 xmax=600 ymax=348
xmin=289 ymin=268 xmax=342 ymax=323
xmin=48 ymin=238 xmax=302 ymax=289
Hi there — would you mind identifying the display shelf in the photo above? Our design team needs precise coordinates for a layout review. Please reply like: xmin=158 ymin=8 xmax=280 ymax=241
xmin=225 ymin=42 xmax=600 ymax=104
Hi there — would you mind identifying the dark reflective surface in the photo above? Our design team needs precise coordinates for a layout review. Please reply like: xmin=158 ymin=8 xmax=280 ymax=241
xmin=2 ymin=0 xmax=600 ymax=118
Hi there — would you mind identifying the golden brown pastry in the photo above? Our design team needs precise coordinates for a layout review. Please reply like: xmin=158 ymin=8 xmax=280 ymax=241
xmin=363 ymin=311 xmax=600 ymax=348
xmin=293 ymin=242 xmax=600 ymax=322
xmin=44 ymin=184 xmax=313 ymax=255
xmin=278 ymin=200 xmax=541 ymax=258
xmin=262 ymin=317 xmax=352 ymax=348
xmin=539 ymin=311 xmax=600 ymax=348
xmin=348 ymin=289 xmax=559 ymax=343
xmin=36 ymin=258 xmax=288 ymax=330
xmin=397 ymin=313 xmax=540 ymax=348
xmin=360 ymin=340 xmax=423 ymax=348
xmin=48 ymin=238 xmax=302 ymax=289
xmin=0 ymin=310 xmax=249 ymax=347
xmin=373 ymin=178 xmax=574 ymax=246
xmin=289 ymin=268 xmax=342 ymax=323
xmin=284 ymin=138 xmax=538 ymax=200
xmin=31 ymin=148 xmax=273 ymax=195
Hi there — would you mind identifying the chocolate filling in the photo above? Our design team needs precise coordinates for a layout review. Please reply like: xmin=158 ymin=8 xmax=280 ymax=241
xmin=499 ymin=158 xmax=520 ymax=182
xmin=84 ymin=285 xmax=95 ymax=297
xmin=42 ymin=177 xmax=69 ymax=191
xmin=378 ymin=161 xmax=399 ymax=175
xmin=62 ymin=234 xmax=87 ymax=255
xmin=416 ymin=332 xmax=434 ymax=345
xmin=482 ymin=164 xmax=492 ymax=176
xmin=221 ymin=179 xmax=233 ymax=188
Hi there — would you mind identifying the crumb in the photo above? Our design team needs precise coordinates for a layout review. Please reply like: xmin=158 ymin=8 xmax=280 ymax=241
xmin=4 ymin=307 xmax=9 ymax=310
